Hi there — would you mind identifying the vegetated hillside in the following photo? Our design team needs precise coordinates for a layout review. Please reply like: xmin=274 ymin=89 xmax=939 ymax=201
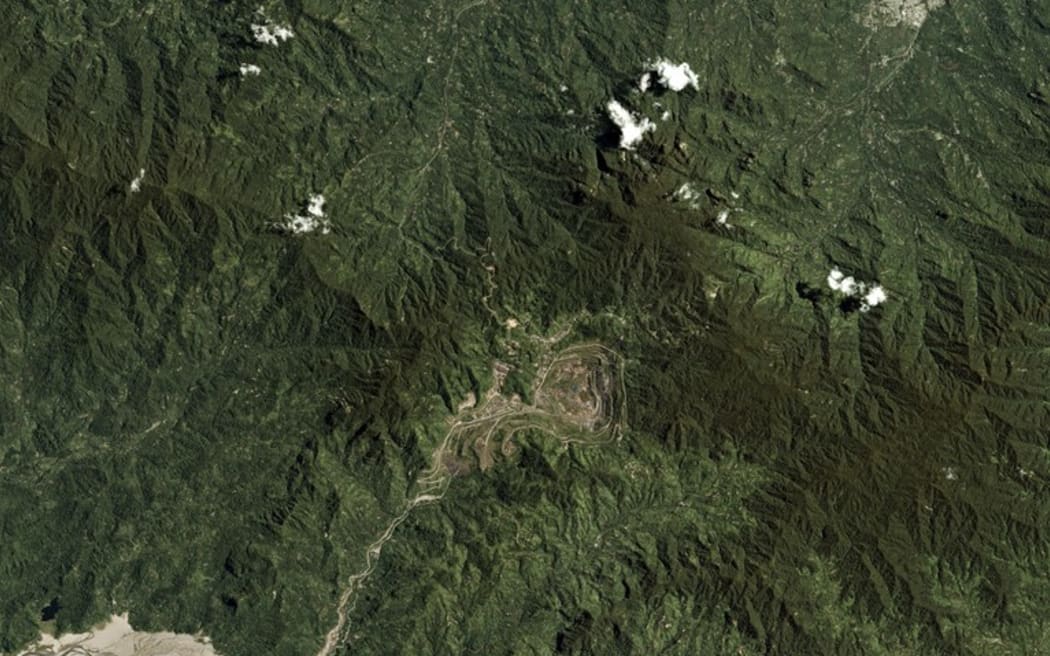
xmin=1 ymin=1 xmax=1049 ymax=655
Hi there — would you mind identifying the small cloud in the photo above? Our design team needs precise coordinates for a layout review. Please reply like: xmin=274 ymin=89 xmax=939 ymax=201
xmin=606 ymin=99 xmax=654 ymax=149
xmin=251 ymin=9 xmax=294 ymax=46
xmin=307 ymin=193 xmax=326 ymax=217
xmin=643 ymin=59 xmax=699 ymax=92
xmin=283 ymin=215 xmax=328 ymax=235
xmin=638 ymin=72 xmax=653 ymax=92
xmin=826 ymin=267 xmax=889 ymax=312
xmin=239 ymin=63 xmax=262 ymax=76
xmin=863 ymin=284 xmax=887 ymax=308
xmin=129 ymin=168 xmax=145 ymax=193
xmin=275 ymin=194 xmax=331 ymax=235
xmin=827 ymin=268 xmax=860 ymax=295
xmin=252 ymin=23 xmax=294 ymax=46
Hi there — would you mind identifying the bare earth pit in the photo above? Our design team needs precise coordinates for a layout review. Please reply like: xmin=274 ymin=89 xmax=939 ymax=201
xmin=315 ymin=337 xmax=627 ymax=656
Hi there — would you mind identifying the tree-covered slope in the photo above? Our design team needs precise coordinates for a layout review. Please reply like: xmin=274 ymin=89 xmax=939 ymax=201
xmin=1 ymin=1 xmax=1049 ymax=655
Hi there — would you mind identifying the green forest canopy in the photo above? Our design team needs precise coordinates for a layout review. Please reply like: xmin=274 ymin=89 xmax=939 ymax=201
xmin=2 ymin=1 xmax=1050 ymax=654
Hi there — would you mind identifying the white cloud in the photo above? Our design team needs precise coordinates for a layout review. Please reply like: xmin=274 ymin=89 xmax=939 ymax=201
xmin=646 ymin=59 xmax=699 ymax=92
xmin=863 ymin=284 xmax=888 ymax=308
xmin=239 ymin=63 xmax=262 ymax=76
xmin=606 ymin=99 xmax=654 ymax=149
xmin=638 ymin=72 xmax=653 ymax=92
xmin=307 ymin=193 xmax=326 ymax=217
xmin=716 ymin=209 xmax=730 ymax=226
xmin=826 ymin=268 xmax=860 ymax=295
xmin=277 ymin=194 xmax=331 ymax=235
xmin=129 ymin=168 xmax=145 ymax=193
xmin=827 ymin=267 xmax=889 ymax=312
xmin=283 ymin=214 xmax=329 ymax=235
xmin=251 ymin=21 xmax=294 ymax=46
